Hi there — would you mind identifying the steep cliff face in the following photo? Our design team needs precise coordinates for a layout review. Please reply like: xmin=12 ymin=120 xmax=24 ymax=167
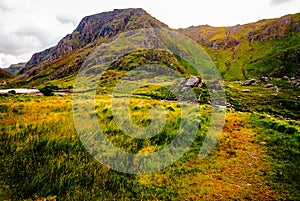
xmin=18 ymin=8 xmax=168 ymax=80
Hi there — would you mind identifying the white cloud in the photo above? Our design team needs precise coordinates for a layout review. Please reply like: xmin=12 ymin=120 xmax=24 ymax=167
xmin=56 ymin=15 xmax=78 ymax=26
xmin=0 ymin=53 xmax=30 ymax=67
xmin=270 ymin=0 xmax=293 ymax=5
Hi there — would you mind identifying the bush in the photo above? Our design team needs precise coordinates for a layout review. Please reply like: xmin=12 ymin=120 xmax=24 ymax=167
xmin=38 ymin=83 xmax=58 ymax=96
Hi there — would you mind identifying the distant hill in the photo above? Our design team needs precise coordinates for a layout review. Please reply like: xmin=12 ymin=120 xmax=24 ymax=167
xmin=0 ymin=68 xmax=15 ymax=80
xmin=6 ymin=62 xmax=26 ymax=74
xmin=16 ymin=9 xmax=300 ymax=86
xmin=178 ymin=13 xmax=300 ymax=80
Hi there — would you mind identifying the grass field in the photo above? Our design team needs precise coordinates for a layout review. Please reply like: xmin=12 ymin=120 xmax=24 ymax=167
xmin=0 ymin=93 xmax=299 ymax=200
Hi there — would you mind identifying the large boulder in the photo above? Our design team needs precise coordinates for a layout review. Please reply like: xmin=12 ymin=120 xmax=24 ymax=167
xmin=185 ymin=76 xmax=203 ymax=88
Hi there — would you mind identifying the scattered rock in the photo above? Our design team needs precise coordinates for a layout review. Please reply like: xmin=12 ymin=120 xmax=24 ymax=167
xmin=291 ymin=80 xmax=299 ymax=86
xmin=226 ymin=103 xmax=235 ymax=110
xmin=242 ymin=89 xmax=251 ymax=93
xmin=241 ymin=79 xmax=256 ymax=86
xmin=260 ymin=77 xmax=269 ymax=82
xmin=282 ymin=76 xmax=289 ymax=80
xmin=264 ymin=84 xmax=274 ymax=88
xmin=291 ymin=77 xmax=296 ymax=81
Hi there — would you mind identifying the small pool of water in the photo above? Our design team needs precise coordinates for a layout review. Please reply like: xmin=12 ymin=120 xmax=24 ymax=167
xmin=0 ymin=88 xmax=40 ymax=94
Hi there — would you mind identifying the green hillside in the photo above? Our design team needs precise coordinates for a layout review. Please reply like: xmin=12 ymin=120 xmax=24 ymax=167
xmin=178 ymin=13 xmax=300 ymax=81
xmin=0 ymin=68 xmax=15 ymax=80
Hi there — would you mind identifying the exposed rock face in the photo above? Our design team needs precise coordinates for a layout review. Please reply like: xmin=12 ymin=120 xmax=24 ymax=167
xmin=247 ymin=15 xmax=300 ymax=41
xmin=18 ymin=8 xmax=168 ymax=79
xmin=207 ymin=37 xmax=240 ymax=50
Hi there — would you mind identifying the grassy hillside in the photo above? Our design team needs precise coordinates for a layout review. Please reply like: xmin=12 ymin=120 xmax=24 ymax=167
xmin=0 ymin=68 xmax=15 ymax=84
xmin=179 ymin=13 xmax=300 ymax=81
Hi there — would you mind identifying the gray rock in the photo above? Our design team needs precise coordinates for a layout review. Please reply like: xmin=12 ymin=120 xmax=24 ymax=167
xmin=291 ymin=80 xmax=299 ymax=86
xmin=241 ymin=79 xmax=256 ymax=86
xmin=185 ymin=76 xmax=202 ymax=87
xmin=242 ymin=89 xmax=251 ymax=93
xmin=291 ymin=77 xmax=296 ymax=81
xmin=264 ymin=84 xmax=274 ymax=88
xmin=260 ymin=77 xmax=269 ymax=82
xmin=282 ymin=76 xmax=289 ymax=80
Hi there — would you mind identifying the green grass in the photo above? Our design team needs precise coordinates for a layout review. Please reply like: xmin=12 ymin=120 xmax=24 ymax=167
xmin=225 ymin=79 xmax=300 ymax=119
xmin=0 ymin=93 xmax=299 ymax=200
xmin=249 ymin=113 xmax=300 ymax=199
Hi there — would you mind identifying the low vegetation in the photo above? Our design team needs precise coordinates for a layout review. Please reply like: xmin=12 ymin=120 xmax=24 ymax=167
xmin=0 ymin=93 xmax=299 ymax=200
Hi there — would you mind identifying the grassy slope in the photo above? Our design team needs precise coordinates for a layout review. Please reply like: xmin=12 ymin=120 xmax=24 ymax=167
xmin=205 ymin=31 xmax=300 ymax=81
xmin=179 ymin=13 xmax=300 ymax=81
xmin=0 ymin=68 xmax=15 ymax=80
xmin=0 ymin=95 xmax=299 ymax=200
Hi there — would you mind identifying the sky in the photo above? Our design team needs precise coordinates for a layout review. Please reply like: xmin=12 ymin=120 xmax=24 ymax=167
xmin=0 ymin=0 xmax=299 ymax=68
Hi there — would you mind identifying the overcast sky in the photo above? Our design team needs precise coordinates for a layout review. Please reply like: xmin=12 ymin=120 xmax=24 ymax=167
xmin=0 ymin=0 xmax=299 ymax=68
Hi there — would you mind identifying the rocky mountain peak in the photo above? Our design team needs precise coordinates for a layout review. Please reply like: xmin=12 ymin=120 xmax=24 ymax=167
xmin=20 ymin=8 xmax=168 ymax=77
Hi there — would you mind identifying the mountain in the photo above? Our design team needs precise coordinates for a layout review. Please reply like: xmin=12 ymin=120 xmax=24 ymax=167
xmin=6 ymin=62 xmax=26 ymax=74
xmin=178 ymin=13 xmax=300 ymax=80
xmin=16 ymin=9 xmax=300 ymax=86
xmin=17 ymin=8 xmax=168 ymax=85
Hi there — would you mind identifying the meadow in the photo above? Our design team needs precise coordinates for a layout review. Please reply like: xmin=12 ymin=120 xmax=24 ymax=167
xmin=0 ymin=92 xmax=299 ymax=200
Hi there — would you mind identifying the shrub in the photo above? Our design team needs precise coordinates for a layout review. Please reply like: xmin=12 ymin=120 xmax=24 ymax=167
xmin=38 ymin=83 xmax=58 ymax=96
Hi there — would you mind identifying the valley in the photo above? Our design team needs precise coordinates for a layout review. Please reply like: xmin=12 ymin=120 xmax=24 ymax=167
xmin=0 ymin=8 xmax=299 ymax=200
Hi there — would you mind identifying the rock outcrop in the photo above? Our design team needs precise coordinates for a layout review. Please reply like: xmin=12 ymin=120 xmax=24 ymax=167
xmin=18 ymin=8 xmax=168 ymax=80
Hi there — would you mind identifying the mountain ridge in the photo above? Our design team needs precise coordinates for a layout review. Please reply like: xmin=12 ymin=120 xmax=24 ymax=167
xmin=18 ymin=8 xmax=168 ymax=80
xmin=13 ymin=9 xmax=300 ymax=86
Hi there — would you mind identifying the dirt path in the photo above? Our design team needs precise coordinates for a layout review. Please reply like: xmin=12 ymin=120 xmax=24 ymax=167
xmin=139 ymin=112 xmax=282 ymax=200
